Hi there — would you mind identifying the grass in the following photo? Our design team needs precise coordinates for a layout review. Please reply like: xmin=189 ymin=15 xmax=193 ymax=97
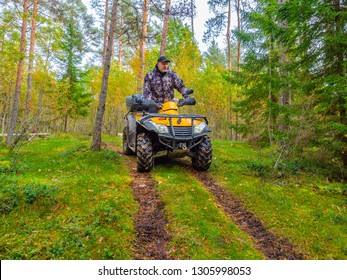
xmin=0 ymin=134 xmax=137 ymax=259
xmin=209 ymin=141 xmax=347 ymax=259
xmin=152 ymin=164 xmax=263 ymax=260
xmin=1 ymin=134 xmax=346 ymax=260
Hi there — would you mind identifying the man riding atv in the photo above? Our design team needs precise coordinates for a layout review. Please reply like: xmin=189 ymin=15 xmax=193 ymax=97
xmin=123 ymin=56 xmax=212 ymax=172
xmin=143 ymin=55 xmax=188 ymax=109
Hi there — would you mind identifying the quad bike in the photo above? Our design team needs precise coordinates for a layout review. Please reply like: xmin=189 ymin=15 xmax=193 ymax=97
xmin=123 ymin=89 xmax=212 ymax=172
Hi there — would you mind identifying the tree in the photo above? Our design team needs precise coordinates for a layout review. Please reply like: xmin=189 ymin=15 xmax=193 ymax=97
xmin=6 ymin=0 xmax=29 ymax=147
xmin=277 ymin=0 xmax=291 ymax=133
xmin=0 ymin=6 xmax=20 ymax=136
xmin=204 ymin=0 xmax=233 ymax=70
xmin=204 ymin=40 xmax=226 ymax=68
xmin=232 ymin=0 xmax=346 ymax=173
xmin=160 ymin=0 xmax=171 ymax=55
xmin=138 ymin=0 xmax=149 ymax=90
xmin=92 ymin=0 xmax=119 ymax=150
xmin=55 ymin=0 xmax=96 ymax=132
xmin=190 ymin=0 xmax=195 ymax=36
xmin=204 ymin=0 xmax=235 ymax=140
xmin=26 ymin=0 xmax=39 ymax=115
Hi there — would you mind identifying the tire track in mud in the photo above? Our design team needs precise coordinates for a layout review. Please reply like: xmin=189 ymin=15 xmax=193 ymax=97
xmin=106 ymin=144 xmax=171 ymax=260
xmin=189 ymin=168 xmax=306 ymax=260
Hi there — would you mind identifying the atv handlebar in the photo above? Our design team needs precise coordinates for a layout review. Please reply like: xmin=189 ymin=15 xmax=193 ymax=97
xmin=177 ymin=88 xmax=195 ymax=107
xmin=138 ymin=89 xmax=195 ymax=109
xmin=185 ymin=88 xmax=194 ymax=96
xmin=142 ymin=99 xmax=162 ymax=109
xmin=178 ymin=97 xmax=196 ymax=107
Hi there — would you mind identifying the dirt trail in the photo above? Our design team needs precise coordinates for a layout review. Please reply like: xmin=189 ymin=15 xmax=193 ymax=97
xmin=107 ymin=144 xmax=304 ymax=259
xmin=106 ymin=144 xmax=171 ymax=260
xmin=190 ymin=169 xmax=306 ymax=260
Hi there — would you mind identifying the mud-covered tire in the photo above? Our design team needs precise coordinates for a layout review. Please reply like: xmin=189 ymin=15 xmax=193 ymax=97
xmin=136 ymin=133 xmax=153 ymax=172
xmin=192 ymin=136 xmax=212 ymax=171
xmin=123 ymin=127 xmax=134 ymax=155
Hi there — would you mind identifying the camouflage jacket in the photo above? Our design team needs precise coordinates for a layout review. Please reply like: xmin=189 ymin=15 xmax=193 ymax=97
xmin=143 ymin=66 xmax=187 ymax=103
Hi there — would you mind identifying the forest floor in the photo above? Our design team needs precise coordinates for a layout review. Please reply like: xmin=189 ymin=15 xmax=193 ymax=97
xmin=0 ymin=133 xmax=346 ymax=260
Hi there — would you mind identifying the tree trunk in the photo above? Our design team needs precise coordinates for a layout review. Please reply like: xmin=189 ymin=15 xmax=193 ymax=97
xmin=190 ymin=0 xmax=195 ymax=36
xmin=64 ymin=115 xmax=68 ymax=133
xmin=226 ymin=0 xmax=231 ymax=71
xmin=26 ymin=0 xmax=39 ymax=116
xmin=236 ymin=0 xmax=241 ymax=73
xmin=118 ymin=14 xmax=123 ymax=66
xmin=235 ymin=0 xmax=241 ymax=141
xmin=103 ymin=0 xmax=109 ymax=65
xmin=268 ymin=36 xmax=274 ymax=145
xmin=277 ymin=0 xmax=290 ymax=133
xmin=92 ymin=0 xmax=118 ymax=151
xmin=138 ymin=0 xmax=149 ymax=92
xmin=35 ymin=90 xmax=44 ymax=132
xmin=6 ymin=0 xmax=29 ymax=146
xmin=227 ymin=0 xmax=233 ymax=140
xmin=333 ymin=0 xmax=347 ymax=166
xmin=160 ymin=0 xmax=171 ymax=56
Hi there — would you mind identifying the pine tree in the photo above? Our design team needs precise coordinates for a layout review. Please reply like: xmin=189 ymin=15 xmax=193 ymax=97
xmin=92 ymin=0 xmax=119 ymax=150
xmin=6 ymin=0 xmax=29 ymax=147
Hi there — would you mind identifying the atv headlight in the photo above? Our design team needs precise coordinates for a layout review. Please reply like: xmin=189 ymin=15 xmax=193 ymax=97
xmin=149 ymin=121 xmax=169 ymax=134
xmin=194 ymin=122 xmax=207 ymax=134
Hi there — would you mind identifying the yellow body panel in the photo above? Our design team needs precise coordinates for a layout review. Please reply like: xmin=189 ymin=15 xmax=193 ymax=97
xmin=131 ymin=101 xmax=203 ymax=126
xmin=154 ymin=101 xmax=202 ymax=126
xmin=134 ymin=112 xmax=143 ymax=121
xmin=158 ymin=101 xmax=178 ymax=114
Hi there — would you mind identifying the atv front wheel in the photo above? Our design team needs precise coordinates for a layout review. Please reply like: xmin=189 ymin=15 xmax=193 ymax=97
xmin=136 ymin=133 xmax=153 ymax=172
xmin=192 ymin=136 xmax=212 ymax=171
xmin=123 ymin=127 xmax=134 ymax=155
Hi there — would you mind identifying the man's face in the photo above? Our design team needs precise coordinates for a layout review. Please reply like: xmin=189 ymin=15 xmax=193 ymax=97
xmin=157 ymin=61 xmax=169 ymax=73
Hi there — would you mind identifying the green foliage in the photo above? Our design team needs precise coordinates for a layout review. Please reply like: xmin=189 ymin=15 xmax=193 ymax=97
xmin=0 ymin=161 xmax=11 ymax=173
xmin=164 ymin=19 xmax=203 ymax=87
xmin=54 ymin=1 xmax=96 ymax=124
xmin=203 ymin=40 xmax=227 ymax=68
xmin=232 ymin=0 xmax=347 ymax=174
xmin=0 ymin=183 xmax=58 ymax=214
xmin=0 ymin=134 xmax=136 ymax=259
xmin=23 ymin=183 xmax=58 ymax=205
xmin=0 ymin=185 xmax=20 ymax=214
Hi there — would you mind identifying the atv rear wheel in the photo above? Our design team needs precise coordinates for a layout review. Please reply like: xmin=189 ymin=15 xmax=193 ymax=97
xmin=123 ymin=127 xmax=134 ymax=155
xmin=192 ymin=136 xmax=212 ymax=171
xmin=136 ymin=133 xmax=154 ymax=172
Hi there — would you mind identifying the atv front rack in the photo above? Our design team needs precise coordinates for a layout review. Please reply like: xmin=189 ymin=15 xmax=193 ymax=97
xmin=138 ymin=113 xmax=211 ymax=150
xmin=139 ymin=113 xmax=209 ymax=124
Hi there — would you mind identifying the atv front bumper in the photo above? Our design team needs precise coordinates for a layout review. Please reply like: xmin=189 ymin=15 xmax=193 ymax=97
xmin=138 ymin=113 xmax=211 ymax=151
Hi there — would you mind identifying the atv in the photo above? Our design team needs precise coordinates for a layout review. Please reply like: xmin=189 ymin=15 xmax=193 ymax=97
xmin=123 ymin=89 xmax=212 ymax=172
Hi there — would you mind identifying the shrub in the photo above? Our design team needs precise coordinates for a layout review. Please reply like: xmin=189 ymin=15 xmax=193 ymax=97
xmin=23 ymin=183 xmax=58 ymax=205
xmin=0 ymin=161 xmax=11 ymax=173
xmin=0 ymin=185 xmax=20 ymax=214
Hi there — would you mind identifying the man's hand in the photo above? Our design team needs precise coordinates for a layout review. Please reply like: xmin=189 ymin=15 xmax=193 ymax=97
xmin=155 ymin=102 xmax=163 ymax=109
xmin=184 ymin=89 xmax=194 ymax=97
